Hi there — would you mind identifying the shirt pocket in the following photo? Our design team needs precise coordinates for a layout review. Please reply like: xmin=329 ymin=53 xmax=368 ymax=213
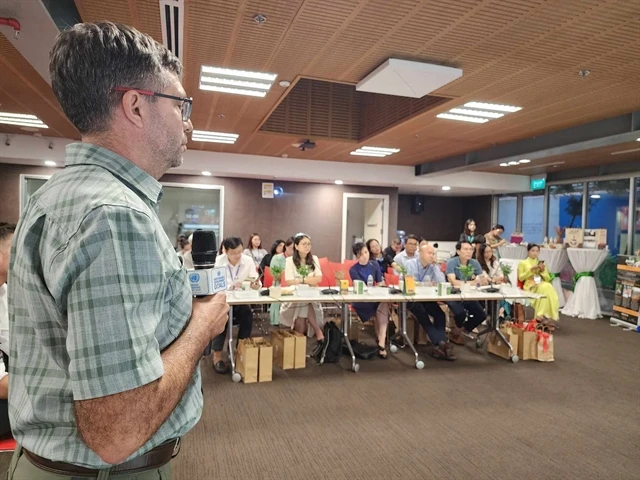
xmin=162 ymin=266 xmax=193 ymax=344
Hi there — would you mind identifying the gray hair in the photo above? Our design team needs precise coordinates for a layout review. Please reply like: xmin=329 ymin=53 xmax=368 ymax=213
xmin=49 ymin=21 xmax=182 ymax=135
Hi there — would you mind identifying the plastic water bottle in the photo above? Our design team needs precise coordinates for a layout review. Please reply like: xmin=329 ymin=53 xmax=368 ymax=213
xmin=367 ymin=274 xmax=374 ymax=289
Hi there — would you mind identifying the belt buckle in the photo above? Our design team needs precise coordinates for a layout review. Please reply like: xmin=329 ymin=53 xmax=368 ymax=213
xmin=172 ymin=438 xmax=181 ymax=458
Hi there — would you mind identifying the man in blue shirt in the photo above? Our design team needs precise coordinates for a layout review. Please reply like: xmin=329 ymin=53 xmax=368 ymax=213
xmin=446 ymin=241 xmax=488 ymax=345
xmin=406 ymin=245 xmax=455 ymax=360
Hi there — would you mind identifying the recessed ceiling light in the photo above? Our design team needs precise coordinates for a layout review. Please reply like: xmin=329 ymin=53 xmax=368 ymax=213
xmin=192 ymin=130 xmax=239 ymax=144
xmin=449 ymin=108 xmax=504 ymax=119
xmin=508 ymin=161 xmax=519 ymax=166
xmin=199 ymin=66 xmax=276 ymax=97
xmin=518 ymin=159 xmax=531 ymax=163
xmin=442 ymin=186 xmax=451 ymax=191
xmin=590 ymin=194 xmax=600 ymax=199
xmin=636 ymin=138 xmax=640 ymax=141
xmin=436 ymin=113 xmax=489 ymax=124
xmin=44 ymin=160 xmax=57 ymax=166
xmin=499 ymin=163 xmax=509 ymax=167
xmin=350 ymin=146 xmax=400 ymax=157
xmin=334 ymin=180 xmax=343 ymax=185
xmin=463 ymin=102 xmax=522 ymax=113
xmin=0 ymin=112 xmax=48 ymax=128
xmin=201 ymin=171 xmax=212 ymax=176
xmin=279 ymin=80 xmax=291 ymax=87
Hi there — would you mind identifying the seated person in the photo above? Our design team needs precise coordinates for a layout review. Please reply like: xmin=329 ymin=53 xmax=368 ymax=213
xmin=0 ymin=222 xmax=15 ymax=438
xmin=211 ymin=236 xmax=260 ymax=374
xmin=446 ymin=241 xmax=488 ymax=345
xmin=458 ymin=218 xmax=477 ymax=243
xmin=471 ymin=235 xmax=486 ymax=261
xmin=485 ymin=224 xmax=507 ymax=251
xmin=478 ymin=243 xmax=511 ymax=319
xmin=366 ymin=238 xmax=396 ymax=275
xmin=349 ymin=242 xmax=390 ymax=359
xmin=383 ymin=237 xmax=403 ymax=260
xmin=244 ymin=233 xmax=268 ymax=268
xmin=280 ymin=234 xmax=325 ymax=341
xmin=406 ymin=244 xmax=456 ymax=361
xmin=259 ymin=239 xmax=285 ymax=282
xmin=269 ymin=237 xmax=295 ymax=326
xmin=517 ymin=244 xmax=560 ymax=326
xmin=418 ymin=237 xmax=429 ymax=248
xmin=393 ymin=234 xmax=419 ymax=271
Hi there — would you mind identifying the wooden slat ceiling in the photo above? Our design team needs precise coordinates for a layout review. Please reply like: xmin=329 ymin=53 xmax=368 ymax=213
xmin=1 ymin=0 xmax=639 ymax=167
xmin=478 ymin=141 xmax=640 ymax=175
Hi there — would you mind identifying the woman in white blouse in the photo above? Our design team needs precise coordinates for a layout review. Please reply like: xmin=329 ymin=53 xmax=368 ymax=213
xmin=280 ymin=233 xmax=325 ymax=341
xmin=243 ymin=233 xmax=268 ymax=268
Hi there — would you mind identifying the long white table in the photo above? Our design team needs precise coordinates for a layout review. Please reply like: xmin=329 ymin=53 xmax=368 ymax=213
xmin=223 ymin=286 xmax=541 ymax=381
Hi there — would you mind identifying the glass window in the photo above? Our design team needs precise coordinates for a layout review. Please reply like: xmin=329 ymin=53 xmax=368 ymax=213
xmin=497 ymin=196 xmax=517 ymax=240
xmin=159 ymin=185 xmax=223 ymax=250
xmin=587 ymin=179 xmax=630 ymax=256
xmin=634 ymin=178 xmax=640 ymax=254
xmin=547 ymin=183 xmax=583 ymax=238
xmin=21 ymin=176 xmax=50 ymax=211
xmin=521 ymin=193 xmax=544 ymax=244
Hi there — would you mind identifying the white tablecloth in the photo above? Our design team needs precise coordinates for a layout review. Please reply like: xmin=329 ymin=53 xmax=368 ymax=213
xmin=498 ymin=245 xmax=528 ymax=260
xmin=561 ymin=248 xmax=608 ymax=319
xmin=538 ymin=248 xmax=569 ymax=308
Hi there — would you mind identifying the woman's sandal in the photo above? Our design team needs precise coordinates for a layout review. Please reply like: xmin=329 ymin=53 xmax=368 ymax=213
xmin=377 ymin=344 xmax=388 ymax=359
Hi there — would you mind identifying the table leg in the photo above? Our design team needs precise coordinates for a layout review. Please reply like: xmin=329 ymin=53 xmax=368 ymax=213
xmin=341 ymin=303 xmax=359 ymax=372
xmin=399 ymin=303 xmax=424 ymax=370
xmin=227 ymin=306 xmax=242 ymax=382
xmin=476 ymin=301 xmax=519 ymax=363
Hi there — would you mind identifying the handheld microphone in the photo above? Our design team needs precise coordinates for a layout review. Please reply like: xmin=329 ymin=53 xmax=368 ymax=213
xmin=191 ymin=230 xmax=220 ymax=356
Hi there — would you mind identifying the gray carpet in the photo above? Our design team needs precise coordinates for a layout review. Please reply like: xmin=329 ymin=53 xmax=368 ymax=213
xmin=2 ymin=316 xmax=639 ymax=479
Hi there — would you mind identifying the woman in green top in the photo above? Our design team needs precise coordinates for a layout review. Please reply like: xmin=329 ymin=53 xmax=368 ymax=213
xmin=269 ymin=237 xmax=294 ymax=326
xmin=517 ymin=244 xmax=560 ymax=324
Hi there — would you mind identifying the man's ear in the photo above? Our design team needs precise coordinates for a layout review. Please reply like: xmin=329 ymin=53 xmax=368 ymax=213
xmin=120 ymin=90 xmax=147 ymax=129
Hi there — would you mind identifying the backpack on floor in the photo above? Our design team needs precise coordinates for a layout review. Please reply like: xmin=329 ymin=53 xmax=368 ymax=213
xmin=344 ymin=340 xmax=379 ymax=360
xmin=312 ymin=321 xmax=342 ymax=364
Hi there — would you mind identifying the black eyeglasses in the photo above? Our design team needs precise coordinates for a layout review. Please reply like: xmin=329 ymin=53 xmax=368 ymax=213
xmin=114 ymin=86 xmax=193 ymax=122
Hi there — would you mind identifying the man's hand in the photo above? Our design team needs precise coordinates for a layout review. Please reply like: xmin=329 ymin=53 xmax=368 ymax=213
xmin=192 ymin=292 xmax=230 ymax=340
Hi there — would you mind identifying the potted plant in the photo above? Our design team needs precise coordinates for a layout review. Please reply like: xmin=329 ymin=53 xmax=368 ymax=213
xmin=457 ymin=264 xmax=475 ymax=291
xmin=296 ymin=265 xmax=311 ymax=292
xmin=500 ymin=263 xmax=513 ymax=285
xmin=270 ymin=265 xmax=283 ymax=298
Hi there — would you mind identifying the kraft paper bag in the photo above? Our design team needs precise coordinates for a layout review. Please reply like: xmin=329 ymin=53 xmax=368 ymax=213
xmin=510 ymin=324 xmax=538 ymax=361
xmin=237 ymin=338 xmax=259 ymax=384
xmin=487 ymin=328 xmax=519 ymax=361
xmin=271 ymin=330 xmax=295 ymax=370
xmin=289 ymin=331 xmax=307 ymax=369
xmin=536 ymin=331 xmax=555 ymax=362
xmin=253 ymin=337 xmax=273 ymax=382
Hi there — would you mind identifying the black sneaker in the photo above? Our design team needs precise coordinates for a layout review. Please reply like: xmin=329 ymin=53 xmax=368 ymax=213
xmin=213 ymin=360 xmax=230 ymax=375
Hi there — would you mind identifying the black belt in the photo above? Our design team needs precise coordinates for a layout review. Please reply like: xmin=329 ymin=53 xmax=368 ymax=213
xmin=24 ymin=438 xmax=179 ymax=477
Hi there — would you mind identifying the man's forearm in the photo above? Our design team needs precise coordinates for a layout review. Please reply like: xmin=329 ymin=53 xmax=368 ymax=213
xmin=75 ymin=313 xmax=212 ymax=464
xmin=0 ymin=375 xmax=8 ymax=399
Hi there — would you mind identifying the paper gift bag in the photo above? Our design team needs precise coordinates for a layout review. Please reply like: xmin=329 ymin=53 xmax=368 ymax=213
xmin=487 ymin=327 xmax=519 ymax=361
xmin=271 ymin=330 xmax=295 ymax=370
xmin=512 ymin=324 xmax=538 ymax=360
xmin=536 ymin=331 xmax=554 ymax=362
xmin=253 ymin=337 xmax=273 ymax=382
xmin=349 ymin=320 xmax=360 ymax=342
xmin=289 ymin=331 xmax=307 ymax=369
xmin=237 ymin=338 xmax=259 ymax=383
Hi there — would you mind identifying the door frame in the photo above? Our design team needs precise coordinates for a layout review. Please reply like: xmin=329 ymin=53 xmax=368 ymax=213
xmin=341 ymin=193 xmax=390 ymax=261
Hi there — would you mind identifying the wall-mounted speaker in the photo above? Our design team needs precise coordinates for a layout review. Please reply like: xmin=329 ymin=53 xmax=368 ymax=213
xmin=410 ymin=195 xmax=424 ymax=214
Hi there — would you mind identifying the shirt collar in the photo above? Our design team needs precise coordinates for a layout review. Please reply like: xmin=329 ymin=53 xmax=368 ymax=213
xmin=64 ymin=143 xmax=163 ymax=204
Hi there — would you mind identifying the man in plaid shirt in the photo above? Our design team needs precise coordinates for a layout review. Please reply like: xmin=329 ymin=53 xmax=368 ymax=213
xmin=7 ymin=22 xmax=229 ymax=479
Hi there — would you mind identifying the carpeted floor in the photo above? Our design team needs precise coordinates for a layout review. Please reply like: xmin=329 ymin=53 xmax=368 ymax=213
xmin=1 ymin=316 xmax=639 ymax=479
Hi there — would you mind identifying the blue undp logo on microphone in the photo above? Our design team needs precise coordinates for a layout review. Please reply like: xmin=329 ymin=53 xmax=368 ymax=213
xmin=189 ymin=273 xmax=200 ymax=283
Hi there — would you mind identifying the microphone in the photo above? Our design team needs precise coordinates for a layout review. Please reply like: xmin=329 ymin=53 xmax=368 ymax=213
xmin=191 ymin=230 xmax=221 ymax=356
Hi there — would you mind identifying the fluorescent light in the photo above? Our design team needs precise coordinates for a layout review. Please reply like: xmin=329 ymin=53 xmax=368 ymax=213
xmin=199 ymin=83 xmax=267 ymax=97
xmin=518 ymin=159 xmax=531 ymax=164
xmin=436 ymin=113 xmax=489 ymax=124
xmin=350 ymin=146 xmax=400 ymax=157
xmin=192 ymin=130 xmax=239 ymax=144
xmin=499 ymin=163 xmax=509 ymax=167
xmin=202 ymin=171 xmax=212 ymax=176
xmin=442 ymin=186 xmax=451 ymax=191
xmin=334 ymin=180 xmax=343 ymax=185
xmin=350 ymin=151 xmax=388 ymax=157
xmin=463 ymin=102 xmax=522 ymax=113
xmin=44 ymin=160 xmax=57 ymax=166
xmin=200 ymin=76 xmax=272 ymax=90
xmin=636 ymin=138 xmax=640 ymax=141
xmin=449 ymin=108 xmax=504 ymax=119
xmin=359 ymin=146 xmax=400 ymax=153
xmin=508 ymin=161 xmax=518 ymax=166
xmin=0 ymin=112 xmax=48 ymax=128
xmin=590 ymin=194 xmax=600 ymax=199
xmin=200 ymin=66 xmax=277 ymax=82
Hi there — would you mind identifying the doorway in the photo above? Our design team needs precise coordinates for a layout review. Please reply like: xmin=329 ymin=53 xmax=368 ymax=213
xmin=341 ymin=193 xmax=389 ymax=260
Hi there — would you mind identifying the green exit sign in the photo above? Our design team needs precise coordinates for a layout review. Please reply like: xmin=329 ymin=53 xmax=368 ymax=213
xmin=531 ymin=177 xmax=546 ymax=191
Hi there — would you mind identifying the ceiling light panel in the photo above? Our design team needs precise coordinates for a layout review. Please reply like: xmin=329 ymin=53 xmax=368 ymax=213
xmin=436 ymin=113 xmax=488 ymax=124
xmin=437 ymin=101 xmax=522 ymax=124
xmin=449 ymin=108 xmax=504 ymax=119
xmin=199 ymin=66 xmax=277 ymax=97
xmin=0 ymin=112 xmax=48 ymax=128
xmin=350 ymin=146 xmax=401 ymax=157
xmin=192 ymin=130 xmax=239 ymax=144
xmin=463 ymin=102 xmax=522 ymax=113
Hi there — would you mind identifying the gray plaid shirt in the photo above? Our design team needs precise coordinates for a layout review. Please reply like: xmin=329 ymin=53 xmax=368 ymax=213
xmin=8 ymin=143 xmax=201 ymax=468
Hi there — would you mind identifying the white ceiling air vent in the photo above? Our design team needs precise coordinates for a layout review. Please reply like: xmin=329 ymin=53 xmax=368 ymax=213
xmin=159 ymin=0 xmax=184 ymax=61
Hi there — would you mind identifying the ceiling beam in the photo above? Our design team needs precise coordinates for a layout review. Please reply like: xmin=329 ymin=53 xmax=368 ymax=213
xmin=415 ymin=111 xmax=640 ymax=177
